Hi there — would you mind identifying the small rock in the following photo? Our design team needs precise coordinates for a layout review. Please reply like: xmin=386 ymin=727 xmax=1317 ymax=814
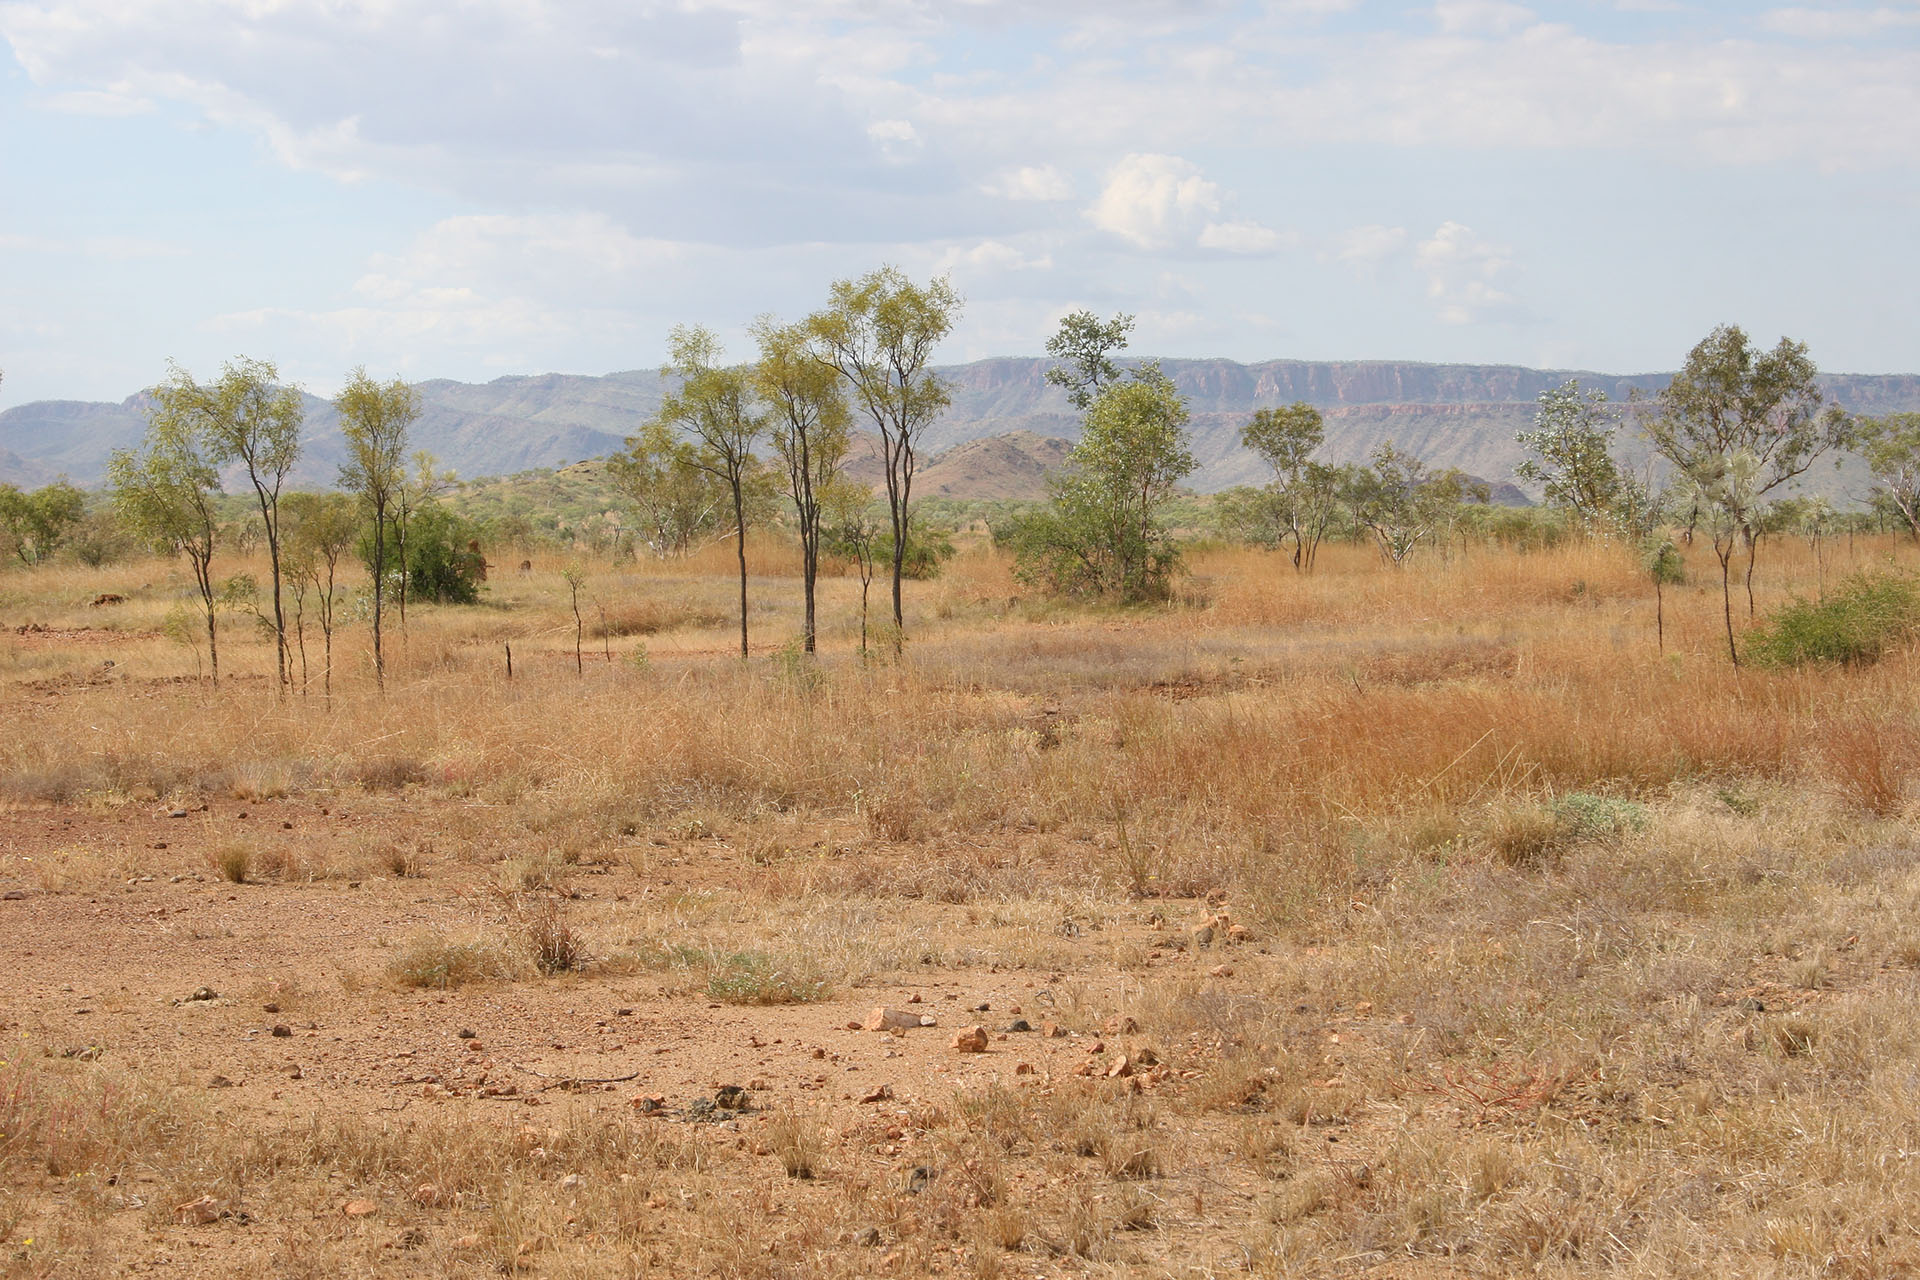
xmin=972 ymin=1002 xmax=991 ymax=1012
xmin=342 ymin=1198 xmax=378 ymax=1218
xmin=262 ymin=1002 xmax=280 ymax=1014
xmin=186 ymin=986 xmax=219 ymax=1003
xmin=1209 ymin=964 xmax=1235 ymax=978
xmin=856 ymin=1226 xmax=883 ymax=1247
xmin=904 ymin=1165 xmax=936 ymax=1194
xmin=409 ymin=1183 xmax=442 ymax=1208
xmin=1 ymin=889 xmax=27 ymax=901
xmin=1739 ymin=997 xmax=1766 ymax=1013
xmin=1004 ymin=1019 xmax=1032 ymax=1033
xmin=952 ymin=1026 xmax=989 ymax=1053
xmin=457 ymin=1027 xmax=477 ymax=1039
xmin=632 ymin=1094 xmax=667 ymax=1114
xmin=1008 ymin=1003 xmax=1022 ymax=1015
xmin=714 ymin=1084 xmax=751 ymax=1110
xmin=270 ymin=1023 xmax=292 ymax=1038
xmin=859 ymin=1083 xmax=895 ymax=1103
xmin=907 ymin=993 xmax=922 ymax=1004
xmin=465 ymin=1040 xmax=484 ymax=1053
xmin=1014 ymin=1062 xmax=1033 ymax=1075
xmin=208 ymin=1074 xmax=236 ymax=1088
xmin=844 ymin=1020 xmax=863 ymax=1031
xmin=865 ymin=1006 xmax=935 ymax=1032
xmin=168 ymin=809 xmax=189 ymax=819
xmin=1086 ymin=1040 xmax=1106 ymax=1054
xmin=1191 ymin=924 xmax=1216 ymax=950
xmin=1042 ymin=1021 xmax=1067 ymax=1038
xmin=174 ymin=1195 xmax=221 ymax=1226
xmin=451 ymin=1234 xmax=483 ymax=1249
xmin=1354 ymin=1000 xmax=1374 ymax=1016
xmin=1107 ymin=1054 xmax=1133 ymax=1079
xmin=1103 ymin=1015 xmax=1139 ymax=1036
xmin=1396 ymin=1012 xmax=1415 ymax=1026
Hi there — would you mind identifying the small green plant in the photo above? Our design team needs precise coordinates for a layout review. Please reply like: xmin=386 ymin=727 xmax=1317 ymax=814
xmin=1747 ymin=570 xmax=1920 ymax=667
xmin=1551 ymin=792 xmax=1650 ymax=840
xmin=691 ymin=950 xmax=832 ymax=1005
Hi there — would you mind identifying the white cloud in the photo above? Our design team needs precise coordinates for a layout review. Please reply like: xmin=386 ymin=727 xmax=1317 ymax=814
xmin=1086 ymin=153 xmax=1220 ymax=249
xmin=1761 ymin=7 xmax=1920 ymax=39
xmin=866 ymin=118 xmax=922 ymax=161
xmin=983 ymin=164 xmax=1073 ymax=202
xmin=1414 ymin=221 xmax=1518 ymax=324
xmin=933 ymin=239 xmax=1054 ymax=276
xmin=1330 ymin=224 xmax=1409 ymax=272
xmin=1432 ymin=1 xmax=1537 ymax=35
xmin=1197 ymin=219 xmax=1288 ymax=254
xmin=40 ymin=88 xmax=151 ymax=115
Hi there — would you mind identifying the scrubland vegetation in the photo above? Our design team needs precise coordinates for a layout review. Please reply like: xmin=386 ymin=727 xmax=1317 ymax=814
xmin=5 ymin=518 xmax=1920 ymax=1278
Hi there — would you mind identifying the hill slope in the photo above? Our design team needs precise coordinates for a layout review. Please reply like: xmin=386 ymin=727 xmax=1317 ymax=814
xmin=5 ymin=359 xmax=1916 ymax=496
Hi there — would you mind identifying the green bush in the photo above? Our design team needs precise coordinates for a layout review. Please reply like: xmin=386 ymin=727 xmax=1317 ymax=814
xmin=1747 ymin=570 xmax=1920 ymax=667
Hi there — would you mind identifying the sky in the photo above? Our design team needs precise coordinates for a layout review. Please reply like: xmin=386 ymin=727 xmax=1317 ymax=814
xmin=1 ymin=0 xmax=1917 ymax=409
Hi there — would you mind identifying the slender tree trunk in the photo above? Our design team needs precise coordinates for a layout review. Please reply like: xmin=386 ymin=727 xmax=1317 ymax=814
xmin=1743 ymin=530 xmax=1759 ymax=618
xmin=251 ymin=481 xmax=288 ymax=690
xmin=732 ymin=481 xmax=749 ymax=659
xmin=1717 ymin=540 xmax=1739 ymax=667
xmin=194 ymin=552 xmax=219 ymax=688
xmin=1655 ymin=580 xmax=1665 ymax=652
xmin=370 ymin=499 xmax=388 ymax=689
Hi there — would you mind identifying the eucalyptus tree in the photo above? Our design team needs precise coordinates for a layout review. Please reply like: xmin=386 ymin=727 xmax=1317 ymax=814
xmin=1240 ymin=402 xmax=1337 ymax=571
xmin=1044 ymin=309 xmax=1134 ymax=410
xmin=283 ymin=491 xmax=359 ymax=698
xmin=754 ymin=317 xmax=851 ymax=654
xmin=653 ymin=324 xmax=766 ymax=658
xmin=152 ymin=358 xmax=303 ymax=687
xmin=810 ymin=267 xmax=961 ymax=650
xmin=1514 ymin=379 xmax=1624 ymax=530
xmin=336 ymin=368 xmax=419 ymax=687
xmin=108 ymin=411 xmax=225 ymax=683
xmin=1645 ymin=324 xmax=1850 ymax=664
xmin=1858 ymin=413 xmax=1920 ymax=540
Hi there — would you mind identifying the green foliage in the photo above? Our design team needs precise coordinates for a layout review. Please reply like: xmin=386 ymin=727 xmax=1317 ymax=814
xmin=0 ymin=480 xmax=86 ymax=566
xmin=1344 ymin=443 xmax=1488 ymax=565
xmin=1514 ymin=379 xmax=1623 ymax=526
xmin=607 ymin=421 xmax=729 ymax=556
xmin=1044 ymin=309 xmax=1134 ymax=410
xmin=690 ymin=949 xmax=832 ymax=1005
xmin=363 ymin=504 xmax=484 ymax=605
xmin=1642 ymin=537 xmax=1685 ymax=587
xmin=1238 ymin=403 xmax=1338 ymax=570
xmin=1858 ymin=412 xmax=1920 ymax=538
xmin=885 ymin=522 xmax=956 ymax=579
xmin=1011 ymin=363 xmax=1196 ymax=602
xmin=1747 ymin=571 xmax=1920 ymax=667
xmin=1551 ymin=792 xmax=1650 ymax=839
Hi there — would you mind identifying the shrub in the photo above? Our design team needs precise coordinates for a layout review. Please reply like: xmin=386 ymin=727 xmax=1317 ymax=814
xmin=1747 ymin=570 xmax=1920 ymax=667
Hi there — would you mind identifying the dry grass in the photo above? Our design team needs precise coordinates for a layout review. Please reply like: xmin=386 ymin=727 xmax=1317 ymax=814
xmin=8 ymin=531 xmax=1920 ymax=1275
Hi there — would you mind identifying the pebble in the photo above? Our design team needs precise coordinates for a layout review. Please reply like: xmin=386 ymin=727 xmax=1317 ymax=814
xmin=952 ymin=1025 xmax=989 ymax=1053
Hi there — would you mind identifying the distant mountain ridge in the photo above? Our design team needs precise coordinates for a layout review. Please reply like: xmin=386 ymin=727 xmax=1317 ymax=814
xmin=4 ymin=358 xmax=1916 ymax=497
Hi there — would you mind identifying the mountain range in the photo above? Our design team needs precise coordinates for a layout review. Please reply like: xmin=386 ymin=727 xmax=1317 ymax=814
xmin=4 ymin=358 xmax=1916 ymax=499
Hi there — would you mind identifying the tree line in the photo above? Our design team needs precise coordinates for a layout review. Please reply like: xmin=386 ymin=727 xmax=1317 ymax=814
xmin=7 ymin=314 xmax=1920 ymax=675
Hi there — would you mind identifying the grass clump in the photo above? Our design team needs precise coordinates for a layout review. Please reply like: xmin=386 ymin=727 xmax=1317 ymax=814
xmin=1748 ymin=570 xmax=1920 ymax=667
xmin=682 ymin=949 xmax=832 ymax=1005
xmin=387 ymin=933 xmax=528 ymax=989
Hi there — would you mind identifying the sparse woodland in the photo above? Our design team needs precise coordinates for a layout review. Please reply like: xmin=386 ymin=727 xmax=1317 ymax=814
xmin=5 ymin=317 xmax=1920 ymax=1277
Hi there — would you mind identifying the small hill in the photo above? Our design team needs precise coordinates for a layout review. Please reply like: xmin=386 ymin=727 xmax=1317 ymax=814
xmin=914 ymin=431 xmax=1072 ymax=500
